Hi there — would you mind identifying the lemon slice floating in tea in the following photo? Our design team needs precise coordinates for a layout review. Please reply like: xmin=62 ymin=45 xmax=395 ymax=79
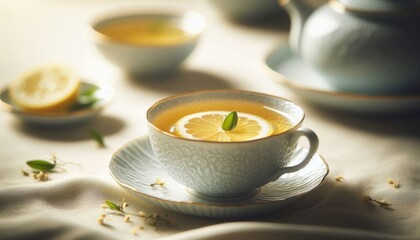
xmin=175 ymin=111 xmax=273 ymax=142
xmin=9 ymin=64 xmax=80 ymax=112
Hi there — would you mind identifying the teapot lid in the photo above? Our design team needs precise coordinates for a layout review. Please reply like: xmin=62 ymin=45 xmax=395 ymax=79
xmin=333 ymin=0 xmax=420 ymax=13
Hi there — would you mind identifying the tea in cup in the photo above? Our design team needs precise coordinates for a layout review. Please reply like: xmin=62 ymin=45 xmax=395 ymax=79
xmin=147 ymin=90 xmax=318 ymax=199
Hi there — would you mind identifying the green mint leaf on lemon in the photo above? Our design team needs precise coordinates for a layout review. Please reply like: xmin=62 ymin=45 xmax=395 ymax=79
xmin=26 ymin=160 xmax=56 ymax=171
xmin=222 ymin=111 xmax=238 ymax=131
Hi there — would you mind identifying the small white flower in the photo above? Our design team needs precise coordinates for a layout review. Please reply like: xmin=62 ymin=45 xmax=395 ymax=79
xmin=98 ymin=214 xmax=106 ymax=225
xmin=335 ymin=176 xmax=345 ymax=182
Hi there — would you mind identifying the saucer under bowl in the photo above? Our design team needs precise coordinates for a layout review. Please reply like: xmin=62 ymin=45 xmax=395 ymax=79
xmin=263 ymin=46 xmax=420 ymax=114
xmin=109 ymin=136 xmax=329 ymax=218
xmin=0 ymin=82 xmax=113 ymax=125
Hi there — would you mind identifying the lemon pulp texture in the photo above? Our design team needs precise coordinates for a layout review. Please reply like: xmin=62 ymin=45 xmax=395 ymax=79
xmin=176 ymin=111 xmax=273 ymax=142
xmin=10 ymin=65 xmax=80 ymax=112
xmin=151 ymin=99 xmax=293 ymax=142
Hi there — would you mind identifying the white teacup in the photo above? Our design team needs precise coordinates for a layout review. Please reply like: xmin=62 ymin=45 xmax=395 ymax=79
xmin=147 ymin=90 xmax=318 ymax=199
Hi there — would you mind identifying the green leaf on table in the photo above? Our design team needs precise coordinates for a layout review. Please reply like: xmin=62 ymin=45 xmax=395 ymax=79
xmin=26 ymin=160 xmax=56 ymax=171
xmin=90 ymin=129 xmax=106 ymax=148
xmin=222 ymin=111 xmax=238 ymax=131
xmin=105 ymin=200 xmax=122 ymax=212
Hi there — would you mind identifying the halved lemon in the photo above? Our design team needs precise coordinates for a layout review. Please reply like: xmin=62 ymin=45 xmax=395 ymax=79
xmin=175 ymin=111 xmax=273 ymax=142
xmin=9 ymin=65 xmax=80 ymax=112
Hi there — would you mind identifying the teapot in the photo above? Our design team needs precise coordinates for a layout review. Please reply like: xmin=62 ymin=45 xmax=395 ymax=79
xmin=279 ymin=0 xmax=420 ymax=94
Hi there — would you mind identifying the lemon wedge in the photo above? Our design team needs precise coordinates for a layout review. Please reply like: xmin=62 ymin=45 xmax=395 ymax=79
xmin=9 ymin=65 xmax=80 ymax=112
xmin=175 ymin=111 xmax=273 ymax=142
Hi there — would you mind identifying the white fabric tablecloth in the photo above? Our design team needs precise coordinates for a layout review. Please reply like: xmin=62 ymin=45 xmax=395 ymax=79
xmin=0 ymin=0 xmax=419 ymax=239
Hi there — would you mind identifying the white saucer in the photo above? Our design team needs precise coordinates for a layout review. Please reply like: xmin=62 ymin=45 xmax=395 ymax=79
xmin=263 ymin=46 xmax=420 ymax=114
xmin=109 ymin=136 xmax=329 ymax=218
xmin=0 ymin=82 xmax=113 ymax=125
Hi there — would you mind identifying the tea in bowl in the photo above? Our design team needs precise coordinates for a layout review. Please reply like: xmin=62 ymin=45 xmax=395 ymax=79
xmin=146 ymin=90 xmax=319 ymax=200
xmin=88 ymin=6 xmax=206 ymax=75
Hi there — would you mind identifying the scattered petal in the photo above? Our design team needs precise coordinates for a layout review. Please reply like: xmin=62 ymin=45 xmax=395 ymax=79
xmin=150 ymin=177 xmax=166 ymax=187
xmin=387 ymin=178 xmax=400 ymax=188
xmin=335 ymin=176 xmax=345 ymax=182
xmin=32 ymin=171 xmax=49 ymax=181
xmin=139 ymin=211 xmax=146 ymax=217
xmin=98 ymin=214 xmax=106 ymax=225
xmin=100 ymin=199 xmax=170 ymax=231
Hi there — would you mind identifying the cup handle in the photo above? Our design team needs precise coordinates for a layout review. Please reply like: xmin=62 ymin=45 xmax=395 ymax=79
xmin=270 ymin=127 xmax=319 ymax=181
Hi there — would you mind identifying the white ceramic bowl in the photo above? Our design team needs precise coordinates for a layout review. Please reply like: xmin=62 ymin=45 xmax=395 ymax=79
xmin=88 ymin=6 xmax=206 ymax=75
